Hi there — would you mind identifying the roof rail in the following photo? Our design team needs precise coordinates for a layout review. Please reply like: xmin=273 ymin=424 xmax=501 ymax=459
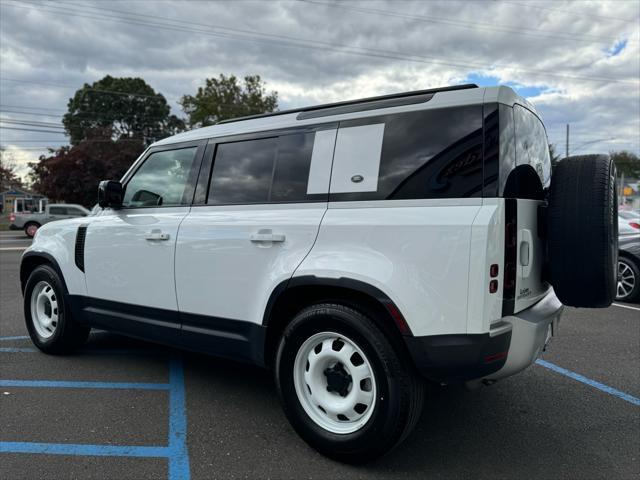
xmin=217 ymin=83 xmax=479 ymax=125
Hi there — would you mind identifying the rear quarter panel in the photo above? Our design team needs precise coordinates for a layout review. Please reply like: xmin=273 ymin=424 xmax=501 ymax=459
xmin=294 ymin=199 xmax=482 ymax=336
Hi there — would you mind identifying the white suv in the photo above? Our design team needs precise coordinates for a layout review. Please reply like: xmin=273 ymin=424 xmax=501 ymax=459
xmin=20 ymin=85 xmax=618 ymax=462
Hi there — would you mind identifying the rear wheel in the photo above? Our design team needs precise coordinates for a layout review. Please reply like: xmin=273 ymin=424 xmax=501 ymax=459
xmin=617 ymin=256 xmax=640 ymax=302
xmin=275 ymin=303 xmax=424 ymax=463
xmin=24 ymin=265 xmax=90 ymax=354
xmin=24 ymin=222 xmax=40 ymax=238
xmin=547 ymin=154 xmax=618 ymax=307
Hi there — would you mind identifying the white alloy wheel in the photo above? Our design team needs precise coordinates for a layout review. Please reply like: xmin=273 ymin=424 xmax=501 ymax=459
xmin=293 ymin=331 xmax=377 ymax=434
xmin=617 ymin=259 xmax=636 ymax=300
xmin=30 ymin=280 xmax=59 ymax=338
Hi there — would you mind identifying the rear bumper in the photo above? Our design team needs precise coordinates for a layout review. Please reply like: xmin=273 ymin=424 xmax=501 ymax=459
xmin=9 ymin=224 xmax=21 ymax=230
xmin=404 ymin=289 xmax=563 ymax=383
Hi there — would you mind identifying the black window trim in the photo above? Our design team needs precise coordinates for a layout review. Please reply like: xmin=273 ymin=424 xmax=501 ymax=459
xmin=192 ymin=122 xmax=338 ymax=207
xmin=118 ymin=139 xmax=207 ymax=210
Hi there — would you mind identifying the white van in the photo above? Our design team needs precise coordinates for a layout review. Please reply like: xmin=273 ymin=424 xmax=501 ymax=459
xmin=20 ymin=84 xmax=618 ymax=462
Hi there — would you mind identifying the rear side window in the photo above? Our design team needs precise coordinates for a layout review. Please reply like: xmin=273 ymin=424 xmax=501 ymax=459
xmin=329 ymin=106 xmax=484 ymax=201
xmin=207 ymin=131 xmax=325 ymax=205
xmin=49 ymin=206 xmax=67 ymax=215
xmin=514 ymin=104 xmax=551 ymax=189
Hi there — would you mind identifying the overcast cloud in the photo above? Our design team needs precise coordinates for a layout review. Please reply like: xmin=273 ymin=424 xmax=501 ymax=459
xmin=1 ymin=0 xmax=639 ymax=177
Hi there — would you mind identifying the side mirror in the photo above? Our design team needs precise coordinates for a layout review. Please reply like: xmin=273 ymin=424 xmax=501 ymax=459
xmin=98 ymin=180 xmax=124 ymax=209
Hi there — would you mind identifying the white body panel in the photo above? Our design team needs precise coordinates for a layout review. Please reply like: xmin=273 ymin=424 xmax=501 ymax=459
xmin=466 ymin=199 xmax=505 ymax=333
xmin=83 ymin=207 xmax=189 ymax=310
xmin=514 ymin=199 xmax=548 ymax=312
xmin=295 ymin=199 xmax=482 ymax=337
xmin=23 ymin=218 xmax=89 ymax=295
xmin=175 ymin=204 xmax=326 ymax=323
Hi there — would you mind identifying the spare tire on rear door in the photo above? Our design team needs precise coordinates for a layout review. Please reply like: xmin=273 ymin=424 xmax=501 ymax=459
xmin=547 ymin=154 xmax=618 ymax=307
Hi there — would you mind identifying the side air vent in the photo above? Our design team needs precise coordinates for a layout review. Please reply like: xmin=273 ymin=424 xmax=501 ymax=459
xmin=75 ymin=225 xmax=88 ymax=272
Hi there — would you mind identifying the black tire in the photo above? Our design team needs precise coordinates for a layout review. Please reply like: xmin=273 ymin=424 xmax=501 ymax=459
xmin=24 ymin=222 xmax=40 ymax=238
xmin=617 ymin=256 xmax=640 ymax=302
xmin=547 ymin=154 xmax=618 ymax=307
xmin=24 ymin=264 xmax=90 ymax=354
xmin=274 ymin=303 xmax=424 ymax=463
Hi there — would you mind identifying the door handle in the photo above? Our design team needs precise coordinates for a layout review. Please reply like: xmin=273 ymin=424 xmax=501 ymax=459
xmin=145 ymin=229 xmax=170 ymax=241
xmin=250 ymin=230 xmax=285 ymax=243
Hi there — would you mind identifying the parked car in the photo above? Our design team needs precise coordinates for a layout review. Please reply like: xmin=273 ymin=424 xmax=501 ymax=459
xmin=10 ymin=203 xmax=89 ymax=237
xmin=619 ymin=211 xmax=640 ymax=236
xmin=19 ymin=85 xmax=618 ymax=462
xmin=617 ymin=235 xmax=640 ymax=302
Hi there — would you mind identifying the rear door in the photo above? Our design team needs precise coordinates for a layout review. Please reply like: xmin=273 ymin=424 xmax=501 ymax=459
xmin=175 ymin=126 xmax=335 ymax=356
xmin=512 ymin=104 xmax=551 ymax=311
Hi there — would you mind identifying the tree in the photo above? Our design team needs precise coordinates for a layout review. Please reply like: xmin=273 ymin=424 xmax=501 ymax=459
xmin=29 ymin=137 xmax=145 ymax=206
xmin=610 ymin=150 xmax=640 ymax=179
xmin=0 ymin=150 xmax=22 ymax=187
xmin=63 ymin=76 xmax=185 ymax=146
xmin=180 ymin=74 xmax=278 ymax=127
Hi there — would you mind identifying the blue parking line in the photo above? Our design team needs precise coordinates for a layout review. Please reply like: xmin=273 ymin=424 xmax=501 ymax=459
xmin=0 ymin=442 xmax=171 ymax=457
xmin=0 ymin=335 xmax=29 ymax=341
xmin=168 ymin=354 xmax=190 ymax=480
xmin=0 ymin=380 xmax=170 ymax=390
xmin=536 ymin=359 xmax=640 ymax=406
xmin=0 ymin=347 xmax=37 ymax=353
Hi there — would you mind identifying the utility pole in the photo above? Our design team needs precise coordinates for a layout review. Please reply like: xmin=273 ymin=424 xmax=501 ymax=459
xmin=565 ymin=123 xmax=569 ymax=159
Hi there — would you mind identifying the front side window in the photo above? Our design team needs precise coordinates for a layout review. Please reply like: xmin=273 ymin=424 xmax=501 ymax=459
xmin=49 ymin=206 xmax=67 ymax=215
xmin=123 ymin=147 xmax=198 ymax=208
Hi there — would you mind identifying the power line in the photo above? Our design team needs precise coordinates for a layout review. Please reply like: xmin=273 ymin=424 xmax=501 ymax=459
xmin=0 ymin=126 xmax=67 ymax=134
xmin=298 ymin=0 xmax=635 ymax=45
xmin=4 ymin=0 xmax=637 ymax=86
xmin=0 ymin=118 xmax=65 ymax=129
xmin=501 ymin=0 xmax=639 ymax=25
xmin=0 ymin=104 xmax=65 ymax=112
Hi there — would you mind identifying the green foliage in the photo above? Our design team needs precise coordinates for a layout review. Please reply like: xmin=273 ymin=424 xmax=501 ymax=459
xmin=610 ymin=150 xmax=640 ymax=178
xmin=180 ymin=74 xmax=278 ymax=127
xmin=29 ymin=139 xmax=145 ymax=206
xmin=0 ymin=150 xmax=22 ymax=187
xmin=62 ymin=75 xmax=185 ymax=146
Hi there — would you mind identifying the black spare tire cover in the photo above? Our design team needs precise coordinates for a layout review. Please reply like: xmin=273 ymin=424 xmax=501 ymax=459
xmin=547 ymin=154 xmax=618 ymax=307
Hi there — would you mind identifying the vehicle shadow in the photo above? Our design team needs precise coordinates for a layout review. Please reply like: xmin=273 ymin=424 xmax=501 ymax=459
xmin=84 ymin=332 xmax=621 ymax=479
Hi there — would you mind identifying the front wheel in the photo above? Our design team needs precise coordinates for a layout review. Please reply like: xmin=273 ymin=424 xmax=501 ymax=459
xmin=24 ymin=264 xmax=90 ymax=354
xmin=275 ymin=303 xmax=424 ymax=463
xmin=24 ymin=222 xmax=40 ymax=238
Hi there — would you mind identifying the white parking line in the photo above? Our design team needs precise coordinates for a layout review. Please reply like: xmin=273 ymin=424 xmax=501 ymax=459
xmin=612 ymin=303 xmax=640 ymax=312
xmin=0 ymin=247 xmax=26 ymax=251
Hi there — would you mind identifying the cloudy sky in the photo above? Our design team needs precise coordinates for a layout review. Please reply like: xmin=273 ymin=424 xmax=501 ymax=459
xmin=1 ymin=0 xmax=639 ymax=178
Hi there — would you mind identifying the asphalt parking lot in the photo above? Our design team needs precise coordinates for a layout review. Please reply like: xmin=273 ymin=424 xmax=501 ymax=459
xmin=1 ymin=230 xmax=638 ymax=479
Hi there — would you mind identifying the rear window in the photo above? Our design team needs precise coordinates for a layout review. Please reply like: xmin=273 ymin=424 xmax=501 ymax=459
xmin=207 ymin=131 xmax=325 ymax=205
xmin=514 ymin=104 xmax=551 ymax=189
xmin=328 ymin=106 xmax=484 ymax=201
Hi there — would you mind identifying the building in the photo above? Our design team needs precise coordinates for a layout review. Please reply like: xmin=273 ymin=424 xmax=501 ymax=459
xmin=0 ymin=183 xmax=47 ymax=213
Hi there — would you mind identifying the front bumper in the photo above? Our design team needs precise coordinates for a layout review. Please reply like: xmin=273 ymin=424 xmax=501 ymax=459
xmin=404 ymin=289 xmax=563 ymax=383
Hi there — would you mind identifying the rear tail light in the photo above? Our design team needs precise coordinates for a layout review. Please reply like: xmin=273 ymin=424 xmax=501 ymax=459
xmin=489 ymin=280 xmax=499 ymax=293
xmin=629 ymin=222 xmax=640 ymax=230
xmin=9 ymin=213 xmax=15 ymax=222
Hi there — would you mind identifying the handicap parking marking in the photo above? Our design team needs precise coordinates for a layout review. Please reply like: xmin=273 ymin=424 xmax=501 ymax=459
xmin=536 ymin=359 xmax=640 ymax=406
xmin=0 ymin=340 xmax=192 ymax=480
xmin=0 ymin=379 xmax=172 ymax=390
